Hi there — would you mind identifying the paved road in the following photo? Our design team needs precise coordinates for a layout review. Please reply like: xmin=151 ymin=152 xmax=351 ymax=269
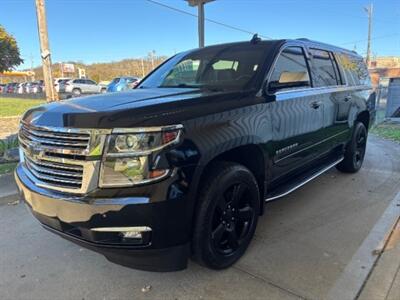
xmin=0 ymin=136 xmax=399 ymax=300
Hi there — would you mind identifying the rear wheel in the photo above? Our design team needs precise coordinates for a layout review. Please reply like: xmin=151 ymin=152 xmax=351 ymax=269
xmin=337 ymin=122 xmax=367 ymax=173
xmin=192 ymin=162 xmax=260 ymax=269
xmin=72 ymin=88 xmax=81 ymax=96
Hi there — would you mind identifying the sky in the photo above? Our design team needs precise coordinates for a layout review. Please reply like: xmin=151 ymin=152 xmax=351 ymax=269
xmin=1 ymin=0 xmax=399 ymax=70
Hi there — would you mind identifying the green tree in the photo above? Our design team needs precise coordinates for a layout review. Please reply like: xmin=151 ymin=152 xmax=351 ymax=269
xmin=0 ymin=25 xmax=23 ymax=72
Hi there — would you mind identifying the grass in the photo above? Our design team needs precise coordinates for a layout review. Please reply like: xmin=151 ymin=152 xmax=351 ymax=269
xmin=0 ymin=162 xmax=18 ymax=175
xmin=0 ymin=136 xmax=19 ymax=157
xmin=0 ymin=97 xmax=45 ymax=117
xmin=371 ymin=122 xmax=400 ymax=142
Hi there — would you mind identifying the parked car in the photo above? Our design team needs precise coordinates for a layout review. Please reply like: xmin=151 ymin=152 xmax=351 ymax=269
xmin=5 ymin=82 xmax=18 ymax=93
xmin=17 ymin=82 xmax=28 ymax=94
xmin=54 ymin=78 xmax=71 ymax=92
xmin=28 ymin=80 xmax=44 ymax=93
xmin=64 ymin=78 xmax=106 ymax=95
xmin=24 ymin=82 xmax=34 ymax=93
xmin=16 ymin=38 xmax=375 ymax=272
xmin=107 ymin=76 xmax=141 ymax=92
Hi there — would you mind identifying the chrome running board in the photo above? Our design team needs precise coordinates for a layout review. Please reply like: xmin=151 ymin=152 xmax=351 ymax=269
xmin=265 ymin=157 xmax=344 ymax=202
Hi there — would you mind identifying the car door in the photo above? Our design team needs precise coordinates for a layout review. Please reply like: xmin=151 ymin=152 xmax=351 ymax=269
xmin=308 ymin=48 xmax=352 ymax=152
xmin=86 ymin=80 xmax=99 ymax=93
xmin=267 ymin=46 xmax=325 ymax=181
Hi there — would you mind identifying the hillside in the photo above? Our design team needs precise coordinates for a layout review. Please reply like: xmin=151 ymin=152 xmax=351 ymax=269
xmin=29 ymin=56 xmax=168 ymax=82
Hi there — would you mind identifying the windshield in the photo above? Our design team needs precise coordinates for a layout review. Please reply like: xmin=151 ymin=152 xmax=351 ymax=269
xmin=138 ymin=43 xmax=270 ymax=91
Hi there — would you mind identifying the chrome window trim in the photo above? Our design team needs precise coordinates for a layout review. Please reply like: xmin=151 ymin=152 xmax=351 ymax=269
xmin=275 ymin=84 xmax=372 ymax=101
xmin=260 ymin=42 xmax=370 ymax=99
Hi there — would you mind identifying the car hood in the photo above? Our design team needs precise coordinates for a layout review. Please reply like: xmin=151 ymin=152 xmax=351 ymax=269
xmin=22 ymin=88 xmax=258 ymax=128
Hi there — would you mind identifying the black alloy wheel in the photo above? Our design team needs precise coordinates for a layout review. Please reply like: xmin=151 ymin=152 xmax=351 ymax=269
xmin=211 ymin=182 xmax=256 ymax=255
xmin=337 ymin=122 xmax=368 ymax=173
xmin=192 ymin=162 xmax=260 ymax=269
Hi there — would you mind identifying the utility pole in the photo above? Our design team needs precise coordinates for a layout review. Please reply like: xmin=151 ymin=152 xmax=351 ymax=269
xmin=35 ymin=0 xmax=58 ymax=101
xmin=365 ymin=3 xmax=373 ymax=68
xmin=186 ymin=0 xmax=215 ymax=48
xmin=29 ymin=53 xmax=35 ymax=81
xmin=149 ymin=50 xmax=155 ymax=70
xmin=141 ymin=58 xmax=145 ymax=77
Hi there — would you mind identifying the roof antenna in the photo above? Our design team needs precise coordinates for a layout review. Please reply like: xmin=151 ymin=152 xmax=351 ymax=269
xmin=251 ymin=33 xmax=261 ymax=44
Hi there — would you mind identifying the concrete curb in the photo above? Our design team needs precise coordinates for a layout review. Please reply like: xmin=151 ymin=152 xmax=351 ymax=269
xmin=326 ymin=190 xmax=400 ymax=300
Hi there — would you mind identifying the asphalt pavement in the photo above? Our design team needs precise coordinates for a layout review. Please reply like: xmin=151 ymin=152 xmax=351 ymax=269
xmin=0 ymin=135 xmax=399 ymax=300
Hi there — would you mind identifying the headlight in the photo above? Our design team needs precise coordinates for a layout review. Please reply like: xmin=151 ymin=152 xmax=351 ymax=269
xmin=99 ymin=125 xmax=182 ymax=187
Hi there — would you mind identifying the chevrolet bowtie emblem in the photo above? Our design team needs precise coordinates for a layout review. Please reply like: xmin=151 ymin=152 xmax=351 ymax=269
xmin=27 ymin=142 xmax=42 ymax=157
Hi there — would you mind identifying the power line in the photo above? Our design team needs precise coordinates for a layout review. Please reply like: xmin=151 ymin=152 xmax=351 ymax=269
xmin=340 ymin=33 xmax=399 ymax=46
xmin=144 ymin=0 xmax=272 ymax=39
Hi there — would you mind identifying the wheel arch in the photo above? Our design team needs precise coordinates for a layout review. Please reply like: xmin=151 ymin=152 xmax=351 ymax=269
xmin=194 ymin=143 xmax=268 ymax=216
xmin=355 ymin=110 xmax=370 ymax=130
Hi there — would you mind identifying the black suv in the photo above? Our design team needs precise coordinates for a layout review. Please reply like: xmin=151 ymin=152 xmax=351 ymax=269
xmin=16 ymin=38 xmax=375 ymax=271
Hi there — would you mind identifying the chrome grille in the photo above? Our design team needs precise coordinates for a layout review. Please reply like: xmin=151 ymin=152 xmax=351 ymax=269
xmin=19 ymin=123 xmax=91 ymax=151
xmin=19 ymin=122 xmax=110 ymax=194
xmin=25 ymin=156 xmax=83 ymax=189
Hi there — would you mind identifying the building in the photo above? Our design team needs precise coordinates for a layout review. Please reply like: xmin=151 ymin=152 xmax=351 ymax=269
xmin=369 ymin=56 xmax=400 ymax=87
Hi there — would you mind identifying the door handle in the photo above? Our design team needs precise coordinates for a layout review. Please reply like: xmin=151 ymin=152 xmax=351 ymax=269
xmin=310 ymin=101 xmax=322 ymax=109
xmin=344 ymin=96 xmax=352 ymax=102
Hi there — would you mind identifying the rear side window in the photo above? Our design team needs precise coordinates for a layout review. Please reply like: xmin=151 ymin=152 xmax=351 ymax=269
xmin=268 ymin=46 xmax=310 ymax=93
xmin=310 ymin=49 xmax=339 ymax=87
xmin=336 ymin=53 xmax=370 ymax=86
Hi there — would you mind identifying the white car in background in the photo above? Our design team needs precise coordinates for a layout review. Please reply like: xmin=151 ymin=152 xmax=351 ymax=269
xmin=17 ymin=82 xmax=27 ymax=94
xmin=64 ymin=78 xmax=106 ymax=96
xmin=54 ymin=78 xmax=71 ymax=92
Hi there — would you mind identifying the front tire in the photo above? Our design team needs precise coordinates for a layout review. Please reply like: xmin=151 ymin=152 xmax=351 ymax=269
xmin=337 ymin=122 xmax=367 ymax=173
xmin=192 ymin=162 xmax=260 ymax=269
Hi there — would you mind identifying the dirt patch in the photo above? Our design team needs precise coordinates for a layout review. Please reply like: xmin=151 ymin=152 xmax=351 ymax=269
xmin=0 ymin=117 xmax=20 ymax=139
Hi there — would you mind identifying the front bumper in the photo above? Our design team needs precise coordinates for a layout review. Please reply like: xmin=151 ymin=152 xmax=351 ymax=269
xmin=15 ymin=164 xmax=190 ymax=272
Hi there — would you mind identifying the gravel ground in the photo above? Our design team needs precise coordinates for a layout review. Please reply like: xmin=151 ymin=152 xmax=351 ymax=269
xmin=0 ymin=117 xmax=20 ymax=139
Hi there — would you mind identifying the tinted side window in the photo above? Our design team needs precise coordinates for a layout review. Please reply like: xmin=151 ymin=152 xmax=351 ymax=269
xmin=269 ymin=46 xmax=310 ymax=93
xmin=310 ymin=49 xmax=338 ymax=87
xmin=354 ymin=57 xmax=370 ymax=86
xmin=336 ymin=53 xmax=370 ymax=86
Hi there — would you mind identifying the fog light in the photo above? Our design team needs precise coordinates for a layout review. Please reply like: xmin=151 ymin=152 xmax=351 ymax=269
xmin=122 ymin=231 xmax=142 ymax=239
xmin=91 ymin=226 xmax=151 ymax=235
